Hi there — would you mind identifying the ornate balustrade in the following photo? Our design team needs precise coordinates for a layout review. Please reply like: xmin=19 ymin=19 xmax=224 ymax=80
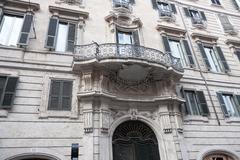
xmin=74 ymin=43 xmax=183 ymax=72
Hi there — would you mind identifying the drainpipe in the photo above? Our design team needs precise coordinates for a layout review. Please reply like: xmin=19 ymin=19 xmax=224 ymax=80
xmin=177 ymin=3 xmax=221 ymax=126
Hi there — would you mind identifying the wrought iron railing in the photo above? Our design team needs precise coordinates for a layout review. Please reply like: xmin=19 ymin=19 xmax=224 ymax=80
xmin=74 ymin=43 xmax=184 ymax=72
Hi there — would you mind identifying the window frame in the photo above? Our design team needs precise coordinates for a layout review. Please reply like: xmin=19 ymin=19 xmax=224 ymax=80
xmin=183 ymin=89 xmax=202 ymax=116
xmin=0 ymin=12 xmax=24 ymax=47
xmin=48 ymin=79 xmax=73 ymax=111
xmin=39 ymin=75 xmax=79 ymax=119
xmin=217 ymin=92 xmax=240 ymax=117
xmin=203 ymin=45 xmax=223 ymax=72
xmin=211 ymin=0 xmax=221 ymax=5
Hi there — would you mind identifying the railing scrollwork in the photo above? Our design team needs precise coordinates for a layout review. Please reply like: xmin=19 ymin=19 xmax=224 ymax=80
xmin=74 ymin=43 xmax=184 ymax=72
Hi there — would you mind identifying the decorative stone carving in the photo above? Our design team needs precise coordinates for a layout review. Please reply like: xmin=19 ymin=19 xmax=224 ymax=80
xmin=83 ymin=110 xmax=93 ymax=133
xmin=100 ymin=109 xmax=110 ymax=133
xmin=158 ymin=105 xmax=172 ymax=134
xmin=55 ymin=0 xmax=82 ymax=5
xmin=81 ymin=71 xmax=93 ymax=91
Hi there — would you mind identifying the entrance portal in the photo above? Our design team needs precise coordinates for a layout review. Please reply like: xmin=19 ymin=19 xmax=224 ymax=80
xmin=112 ymin=120 xmax=160 ymax=160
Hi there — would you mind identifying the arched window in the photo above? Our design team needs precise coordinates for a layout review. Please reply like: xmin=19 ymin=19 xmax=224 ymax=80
xmin=112 ymin=120 xmax=160 ymax=160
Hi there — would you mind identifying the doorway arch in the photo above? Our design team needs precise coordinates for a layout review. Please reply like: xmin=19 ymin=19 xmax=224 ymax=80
xmin=112 ymin=120 xmax=160 ymax=160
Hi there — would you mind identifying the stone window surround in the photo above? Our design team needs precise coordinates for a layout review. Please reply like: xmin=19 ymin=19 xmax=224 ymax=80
xmin=217 ymin=91 xmax=240 ymax=123
xmin=39 ymin=75 xmax=79 ymax=119
xmin=47 ymin=6 xmax=89 ymax=49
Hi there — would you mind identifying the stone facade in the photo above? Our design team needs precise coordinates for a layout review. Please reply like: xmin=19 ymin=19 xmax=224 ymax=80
xmin=0 ymin=0 xmax=240 ymax=160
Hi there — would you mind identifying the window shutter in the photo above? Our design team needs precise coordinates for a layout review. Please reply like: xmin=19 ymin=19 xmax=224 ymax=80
xmin=216 ymin=92 xmax=229 ymax=117
xmin=67 ymin=23 xmax=76 ymax=52
xmin=197 ymin=43 xmax=211 ymax=70
xmin=215 ymin=46 xmax=230 ymax=72
xmin=48 ymin=80 xmax=61 ymax=110
xmin=61 ymin=81 xmax=72 ymax=111
xmin=170 ymin=4 xmax=177 ymax=14
xmin=151 ymin=0 xmax=158 ymax=9
xmin=133 ymin=30 xmax=140 ymax=45
xmin=234 ymin=95 xmax=240 ymax=114
xmin=129 ymin=0 xmax=135 ymax=4
xmin=18 ymin=13 xmax=33 ymax=47
xmin=200 ymin=11 xmax=207 ymax=21
xmin=218 ymin=14 xmax=234 ymax=32
xmin=196 ymin=91 xmax=209 ymax=116
xmin=182 ymin=40 xmax=195 ymax=66
xmin=45 ymin=16 xmax=59 ymax=49
xmin=162 ymin=36 xmax=171 ymax=53
xmin=1 ymin=77 xmax=18 ymax=109
xmin=235 ymin=50 xmax=240 ymax=61
xmin=182 ymin=89 xmax=190 ymax=115
xmin=0 ymin=7 xmax=3 ymax=22
xmin=183 ymin=8 xmax=191 ymax=17
xmin=233 ymin=0 xmax=240 ymax=9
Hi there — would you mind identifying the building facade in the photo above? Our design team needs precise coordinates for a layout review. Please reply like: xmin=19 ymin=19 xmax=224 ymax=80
xmin=0 ymin=0 xmax=240 ymax=160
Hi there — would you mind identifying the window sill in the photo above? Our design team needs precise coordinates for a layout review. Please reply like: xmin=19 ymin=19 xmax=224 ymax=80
xmin=0 ymin=109 xmax=8 ymax=118
xmin=39 ymin=110 xmax=78 ymax=119
xmin=0 ymin=44 xmax=24 ymax=51
xmin=211 ymin=4 xmax=223 ymax=8
xmin=183 ymin=115 xmax=209 ymax=123
xmin=226 ymin=117 xmax=240 ymax=123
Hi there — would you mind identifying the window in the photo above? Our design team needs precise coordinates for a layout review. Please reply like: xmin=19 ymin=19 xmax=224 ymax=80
xmin=48 ymin=80 xmax=73 ymax=111
xmin=217 ymin=92 xmax=240 ymax=117
xmin=233 ymin=0 xmax=240 ymax=9
xmin=198 ymin=43 xmax=230 ymax=72
xmin=183 ymin=8 xmax=207 ymax=25
xmin=162 ymin=36 xmax=195 ymax=67
xmin=45 ymin=17 xmax=76 ymax=52
xmin=113 ymin=0 xmax=135 ymax=8
xmin=218 ymin=14 xmax=236 ymax=34
xmin=116 ymin=30 xmax=139 ymax=45
xmin=157 ymin=2 xmax=177 ymax=17
xmin=182 ymin=90 xmax=209 ymax=116
xmin=0 ymin=15 xmax=24 ymax=46
xmin=0 ymin=10 xmax=34 ymax=47
xmin=211 ymin=0 xmax=221 ymax=5
xmin=0 ymin=76 xmax=18 ymax=109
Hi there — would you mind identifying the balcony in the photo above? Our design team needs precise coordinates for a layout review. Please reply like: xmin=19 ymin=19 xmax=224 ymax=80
xmin=73 ymin=43 xmax=184 ymax=102
xmin=74 ymin=43 xmax=182 ymax=69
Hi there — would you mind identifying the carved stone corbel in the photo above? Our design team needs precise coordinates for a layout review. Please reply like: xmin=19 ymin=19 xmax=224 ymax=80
xmin=81 ymin=69 xmax=93 ymax=91
xmin=83 ymin=109 xmax=93 ymax=133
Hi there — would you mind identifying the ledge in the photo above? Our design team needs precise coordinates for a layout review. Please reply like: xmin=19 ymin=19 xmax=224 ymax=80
xmin=49 ymin=6 xmax=89 ymax=19
xmin=183 ymin=115 xmax=209 ymax=123
xmin=77 ymin=91 xmax=185 ymax=103
xmin=225 ymin=38 xmax=240 ymax=48
xmin=2 ymin=0 xmax=40 ymax=11
xmin=156 ymin=24 xmax=186 ymax=36
xmin=191 ymin=32 xmax=218 ymax=42
xmin=226 ymin=117 xmax=240 ymax=123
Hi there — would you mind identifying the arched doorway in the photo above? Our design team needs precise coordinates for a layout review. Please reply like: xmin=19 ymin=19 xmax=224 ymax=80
xmin=112 ymin=120 xmax=160 ymax=160
xmin=204 ymin=153 xmax=234 ymax=160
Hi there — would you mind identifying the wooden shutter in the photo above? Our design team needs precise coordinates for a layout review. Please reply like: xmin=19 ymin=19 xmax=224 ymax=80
xmin=48 ymin=80 xmax=72 ymax=111
xmin=197 ymin=43 xmax=211 ymax=70
xmin=133 ymin=30 xmax=140 ymax=45
xmin=162 ymin=36 xmax=171 ymax=53
xmin=196 ymin=91 xmax=209 ymax=116
xmin=182 ymin=40 xmax=195 ymax=66
xmin=1 ymin=77 xmax=18 ymax=109
xmin=48 ymin=80 xmax=61 ymax=110
xmin=0 ymin=7 xmax=3 ymax=23
xmin=216 ymin=92 xmax=229 ymax=117
xmin=218 ymin=14 xmax=234 ymax=32
xmin=129 ymin=0 xmax=135 ymax=4
xmin=200 ymin=11 xmax=207 ymax=21
xmin=61 ymin=81 xmax=72 ymax=111
xmin=45 ymin=16 xmax=59 ymax=49
xmin=67 ymin=23 xmax=76 ymax=52
xmin=235 ymin=50 xmax=240 ymax=61
xmin=18 ymin=13 xmax=33 ymax=47
xmin=151 ymin=0 xmax=158 ymax=9
xmin=233 ymin=0 xmax=240 ymax=9
xmin=182 ymin=89 xmax=190 ymax=115
xmin=170 ymin=4 xmax=177 ymax=14
xmin=234 ymin=95 xmax=240 ymax=115
xmin=215 ymin=46 xmax=230 ymax=72
xmin=183 ymin=8 xmax=191 ymax=17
